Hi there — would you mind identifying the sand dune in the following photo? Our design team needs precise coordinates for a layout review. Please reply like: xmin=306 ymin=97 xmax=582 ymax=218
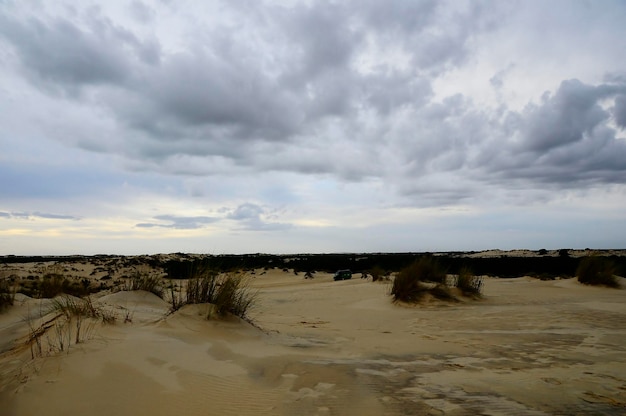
xmin=1 ymin=269 xmax=625 ymax=415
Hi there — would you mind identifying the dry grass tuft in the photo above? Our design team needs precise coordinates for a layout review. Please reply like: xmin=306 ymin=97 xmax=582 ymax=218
xmin=0 ymin=275 xmax=16 ymax=312
xmin=390 ymin=257 xmax=446 ymax=302
xmin=391 ymin=258 xmax=483 ymax=303
xmin=456 ymin=267 xmax=484 ymax=297
xmin=123 ymin=268 xmax=165 ymax=298
xmin=577 ymin=256 xmax=620 ymax=288
xmin=169 ymin=267 xmax=258 ymax=321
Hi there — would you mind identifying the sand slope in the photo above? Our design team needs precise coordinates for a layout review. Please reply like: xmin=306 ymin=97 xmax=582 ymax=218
xmin=1 ymin=271 xmax=625 ymax=415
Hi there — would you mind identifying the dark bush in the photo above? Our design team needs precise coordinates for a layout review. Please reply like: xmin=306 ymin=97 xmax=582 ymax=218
xmin=369 ymin=266 xmax=387 ymax=282
xmin=39 ymin=272 xmax=66 ymax=298
xmin=401 ymin=257 xmax=445 ymax=283
xmin=169 ymin=268 xmax=257 ymax=321
xmin=390 ymin=257 xmax=446 ymax=302
xmin=0 ymin=278 xmax=15 ymax=312
xmin=457 ymin=267 xmax=483 ymax=296
xmin=576 ymin=257 xmax=619 ymax=288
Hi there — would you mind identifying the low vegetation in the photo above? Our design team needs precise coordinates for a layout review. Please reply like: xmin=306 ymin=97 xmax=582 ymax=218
xmin=390 ymin=257 xmax=446 ymax=302
xmin=40 ymin=272 xmax=91 ymax=298
xmin=391 ymin=257 xmax=483 ymax=303
xmin=12 ymin=266 xmax=94 ymax=299
xmin=576 ymin=256 xmax=620 ymax=288
xmin=456 ymin=267 xmax=484 ymax=296
xmin=48 ymin=296 xmax=114 ymax=344
xmin=122 ymin=268 xmax=164 ymax=298
xmin=369 ymin=266 xmax=389 ymax=282
xmin=24 ymin=295 xmax=116 ymax=359
xmin=169 ymin=267 xmax=257 ymax=320
xmin=1 ymin=275 xmax=16 ymax=312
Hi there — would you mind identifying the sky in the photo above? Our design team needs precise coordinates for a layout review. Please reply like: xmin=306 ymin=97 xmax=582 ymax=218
xmin=1 ymin=0 xmax=626 ymax=255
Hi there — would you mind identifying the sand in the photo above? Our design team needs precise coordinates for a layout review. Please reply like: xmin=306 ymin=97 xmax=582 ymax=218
xmin=1 ymin=268 xmax=625 ymax=415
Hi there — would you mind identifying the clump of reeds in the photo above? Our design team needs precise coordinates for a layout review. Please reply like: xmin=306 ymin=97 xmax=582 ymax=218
xmin=391 ymin=258 xmax=484 ymax=303
xmin=47 ymin=296 xmax=117 ymax=341
xmin=577 ymin=256 xmax=620 ymax=288
xmin=456 ymin=267 xmax=483 ymax=297
xmin=24 ymin=295 xmax=116 ymax=359
xmin=0 ymin=276 xmax=16 ymax=312
xmin=169 ymin=267 xmax=257 ymax=321
xmin=123 ymin=268 xmax=164 ymax=298
xmin=390 ymin=256 xmax=446 ymax=302
xmin=369 ymin=266 xmax=389 ymax=282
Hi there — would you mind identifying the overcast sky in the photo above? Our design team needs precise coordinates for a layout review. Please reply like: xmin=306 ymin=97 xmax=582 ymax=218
xmin=1 ymin=0 xmax=626 ymax=255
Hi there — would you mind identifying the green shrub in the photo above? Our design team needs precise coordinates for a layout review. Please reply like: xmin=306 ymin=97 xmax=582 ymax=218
xmin=576 ymin=256 xmax=619 ymax=288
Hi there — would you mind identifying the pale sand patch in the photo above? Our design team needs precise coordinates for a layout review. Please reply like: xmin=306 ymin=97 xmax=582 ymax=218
xmin=1 ymin=269 xmax=625 ymax=415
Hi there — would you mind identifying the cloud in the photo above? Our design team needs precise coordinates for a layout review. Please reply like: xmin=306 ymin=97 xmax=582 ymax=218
xmin=0 ymin=0 xmax=495 ymax=176
xmin=129 ymin=1 xmax=155 ymax=23
xmin=227 ymin=203 xmax=291 ymax=231
xmin=614 ymin=94 xmax=626 ymax=129
xmin=0 ymin=211 xmax=79 ymax=220
xmin=478 ymin=79 xmax=626 ymax=186
xmin=490 ymin=64 xmax=515 ymax=89
xmin=1 ymin=1 xmax=624 ymax=202
xmin=0 ymin=12 xmax=159 ymax=95
xmin=136 ymin=215 xmax=218 ymax=230
xmin=520 ymin=80 xmax=624 ymax=152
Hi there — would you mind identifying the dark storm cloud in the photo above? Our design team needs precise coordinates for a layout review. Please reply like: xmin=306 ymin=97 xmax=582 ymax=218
xmin=358 ymin=0 xmax=493 ymax=72
xmin=480 ymin=79 xmax=626 ymax=186
xmin=362 ymin=72 xmax=433 ymax=115
xmin=0 ymin=12 xmax=159 ymax=94
xmin=520 ymin=80 xmax=623 ymax=153
xmin=138 ymin=50 xmax=302 ymax=140
xmin=0 ymin=0 xmax=482 ymax=165
xmin=136 ymin=215 xmax=217 ymax=229
xmin=614 ymin=94 xmax=626 ymax=129
xmin=358 ymin=0 xmax=438 ymax=33
xmin=1 ymin=0 xmax=625 ymax=211
xmin=279 ymin=2 xmax=356 ymax=79
xmin=380 ymin=78 xmax=626 ymax=205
